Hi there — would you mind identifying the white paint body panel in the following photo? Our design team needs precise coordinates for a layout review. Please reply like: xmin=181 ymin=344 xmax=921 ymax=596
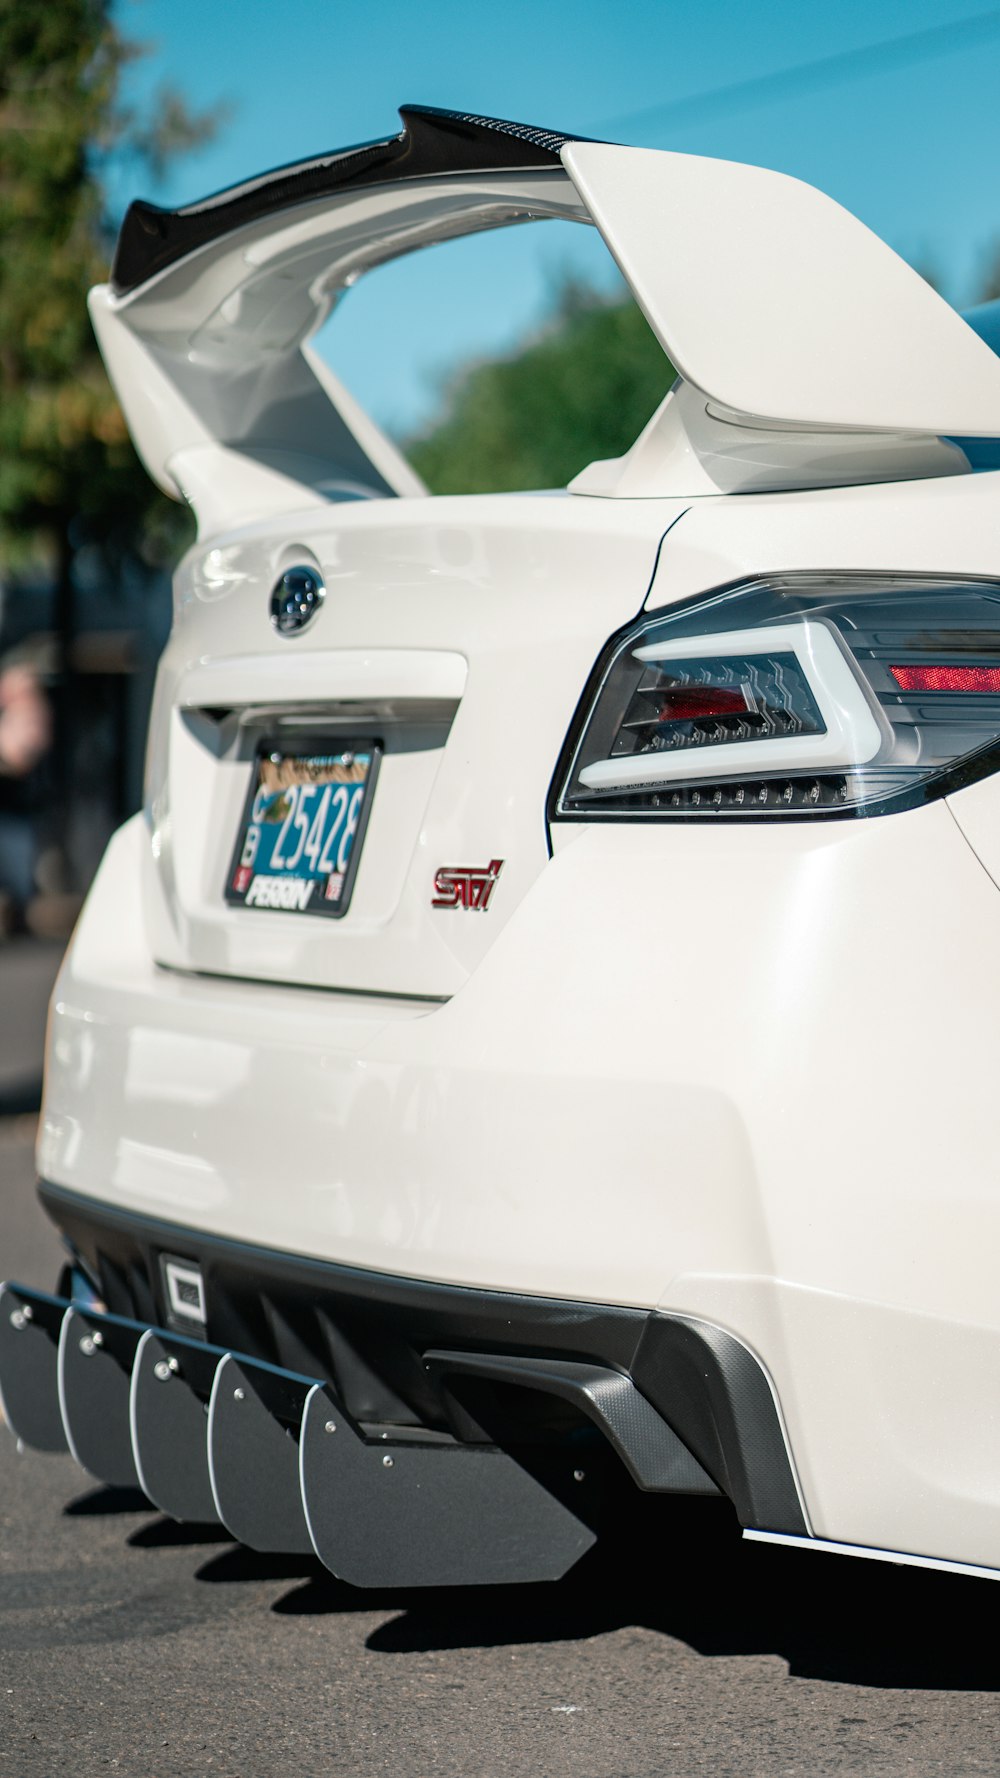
xmin=562 ymin=141 xmax=1000 ymax=434
xmin=143 ymin=496 xmax=677 ymax=995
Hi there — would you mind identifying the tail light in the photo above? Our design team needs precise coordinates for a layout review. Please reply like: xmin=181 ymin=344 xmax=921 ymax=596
xmin=552 ymin=575 xmax=1000 ymax=820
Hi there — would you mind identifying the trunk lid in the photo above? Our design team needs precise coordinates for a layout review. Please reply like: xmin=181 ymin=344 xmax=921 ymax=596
xmin=141 ymin=494 xmax=682 ymax=997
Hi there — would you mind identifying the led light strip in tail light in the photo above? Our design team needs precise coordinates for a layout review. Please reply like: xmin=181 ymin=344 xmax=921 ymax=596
xmin=552 ymin=575 xmax=1000 ymax=821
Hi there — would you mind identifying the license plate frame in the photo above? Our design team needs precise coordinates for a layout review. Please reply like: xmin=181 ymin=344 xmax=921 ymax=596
xmin=224 ymin=739 xmax=381 ymax=921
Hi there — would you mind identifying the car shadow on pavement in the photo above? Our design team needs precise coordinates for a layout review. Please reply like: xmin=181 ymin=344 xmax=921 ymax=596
xmin=69 ymin=1483 xmax=1000 ymax=1691
xmin=65 ymin=1485 xmax=152 ymax=1517
xmin=196 ymin=1547 xmax=327 ymax=1588
xmin=269 ymin=1497 xmax=1000 ymax=1692
xmin=127 ymin=1517 xmax=234 ymax=1549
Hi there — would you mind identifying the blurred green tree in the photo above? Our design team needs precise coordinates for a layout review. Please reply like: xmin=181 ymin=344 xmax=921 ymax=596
xmin=408 ymin=277 xmax=676 ymax=494
xmin=0 ymin=0 xmax=220 ymax=894
xmin=0 ymin=0 xmax=215 ymax=598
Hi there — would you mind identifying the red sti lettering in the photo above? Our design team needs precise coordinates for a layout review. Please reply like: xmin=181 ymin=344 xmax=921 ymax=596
xmin=432 ymin=859 xmax=504 ymax=911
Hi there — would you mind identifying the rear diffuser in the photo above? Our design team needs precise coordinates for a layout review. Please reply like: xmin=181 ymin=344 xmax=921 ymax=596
xmin=300 ymin=1383 xmax=597 ymax=1588
xmin=1 ymin=1283 xmax=603 ymax=1586
xmin=58 ymin=1305 xmax=144 ymax=1488
xmin=208 ymin=1354 xmax=316 ymax=1553
xmin=0 ymin=1284 xmax=69 ymax=1452
xmin=130 ymin=1330 xmax=222 ymax=1523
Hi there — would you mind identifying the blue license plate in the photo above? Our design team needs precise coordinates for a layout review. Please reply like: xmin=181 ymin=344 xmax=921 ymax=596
xmin=225 ymin=744 xmax=379 ymax=919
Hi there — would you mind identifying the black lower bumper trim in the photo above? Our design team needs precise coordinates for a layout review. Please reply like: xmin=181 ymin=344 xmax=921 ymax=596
xmin=38 ymin=1180 xmax=807 ymax=1534
xmin=632 ymin=1315 xmax=806 ymax=1534
xmin=424 ymin=1349 xmax=719 ymax=1495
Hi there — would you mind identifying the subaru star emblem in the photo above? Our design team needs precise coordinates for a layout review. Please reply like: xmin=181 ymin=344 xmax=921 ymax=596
xmin=270 ymin=566 xmax=325 ymax=636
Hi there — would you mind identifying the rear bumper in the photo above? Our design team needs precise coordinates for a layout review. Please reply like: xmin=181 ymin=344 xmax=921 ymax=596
xmin=37 ymin=1178 xmax=806 ymax=1538
xmin=39 ymin=797 xmax=1000 ymax=1575
xmin=40 ymin=812 xmax=762 ymax=1307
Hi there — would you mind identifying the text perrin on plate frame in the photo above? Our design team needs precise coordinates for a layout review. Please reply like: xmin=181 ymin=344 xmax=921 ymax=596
xmin=224 ymin=741 xmax=381 ymax=921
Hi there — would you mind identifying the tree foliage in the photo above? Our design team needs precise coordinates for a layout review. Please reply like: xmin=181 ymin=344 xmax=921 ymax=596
xmin=408 ymin=279 xmax=676 ymax=494
xmin=0 ymin=0 xmax=213 ymax=576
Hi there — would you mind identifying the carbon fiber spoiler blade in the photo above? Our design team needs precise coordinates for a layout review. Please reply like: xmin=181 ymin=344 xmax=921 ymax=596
xmin=111 ymin=104 xmax=590 ymax=296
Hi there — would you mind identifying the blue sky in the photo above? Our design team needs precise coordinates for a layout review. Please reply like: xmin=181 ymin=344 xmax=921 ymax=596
xmin=110 ymin=0 xmax=1000 ymax=435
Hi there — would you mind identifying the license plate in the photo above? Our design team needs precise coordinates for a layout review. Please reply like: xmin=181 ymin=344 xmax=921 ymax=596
xmin=225 ymin=744 xmax=379 ymax=919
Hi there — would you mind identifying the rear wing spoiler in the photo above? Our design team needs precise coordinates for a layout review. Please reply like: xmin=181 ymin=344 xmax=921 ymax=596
xmin=92 ymin=104 xmax=1000 ymax=534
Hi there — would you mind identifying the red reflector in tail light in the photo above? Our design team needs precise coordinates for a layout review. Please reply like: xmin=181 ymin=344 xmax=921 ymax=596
xmin=555 ymin=575 xmax=1000 ymax=824
xmin=656 ymin=686 xmax=748 ymax=721
xmin=890 ymin=665 xmax=1000 ymax=692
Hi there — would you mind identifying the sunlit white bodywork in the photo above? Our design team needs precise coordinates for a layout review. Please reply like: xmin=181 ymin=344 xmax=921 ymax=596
xmin=27 ymin=111 xmax=1000 ymax=1583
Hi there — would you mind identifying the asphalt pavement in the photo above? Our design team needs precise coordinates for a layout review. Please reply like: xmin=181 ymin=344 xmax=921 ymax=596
xmin=3 ymin=942 xmax=1000 ymax=1774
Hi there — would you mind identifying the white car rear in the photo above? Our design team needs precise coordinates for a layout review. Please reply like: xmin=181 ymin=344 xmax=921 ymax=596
xmin=6 ymin=107 xmax=1000 ymax=1589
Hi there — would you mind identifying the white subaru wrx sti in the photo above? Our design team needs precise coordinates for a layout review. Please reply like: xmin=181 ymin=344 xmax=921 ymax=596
xmin=7 ymin=106 xmax=1000 ymax=1589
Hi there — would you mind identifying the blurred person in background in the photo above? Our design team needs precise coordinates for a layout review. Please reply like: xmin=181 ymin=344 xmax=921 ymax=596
xmin=0 ymin=663 xmax=52 ymax=935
